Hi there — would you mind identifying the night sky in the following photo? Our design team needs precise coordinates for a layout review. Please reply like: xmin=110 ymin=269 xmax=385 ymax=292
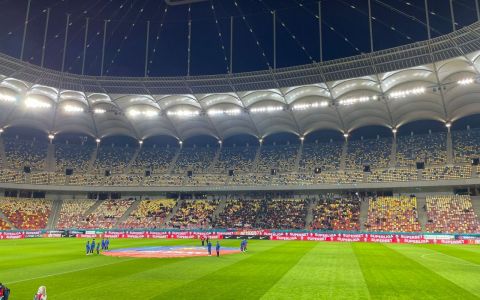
xmin=0 ymin=0 xmax=478 ymax=77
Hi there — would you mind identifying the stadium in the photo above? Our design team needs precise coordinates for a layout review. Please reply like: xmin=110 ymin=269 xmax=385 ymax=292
xmin=0 ymin=0 xmax=479 ymax=298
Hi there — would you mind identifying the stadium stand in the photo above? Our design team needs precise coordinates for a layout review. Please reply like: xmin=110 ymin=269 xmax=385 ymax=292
xmin=0 ymin=218 xmax=11 ymax=230
xmin=310 ymin=196 xmax=360 ymax=231
xmin=422 ymin=165 xmax=472 ymax=181
xmin=56 ymin=199 xmax=96 ymax=229
xmin=256 ymin=144 xmax=299 ymax=173
xmin=396 ymin=132 xmax=447 ymax=167
xmin=367 ymin=168 xmax=418 ymax=182
xmin=4 ymin=137 xmax=48 ymax=171
xmin=92 ymin=144 xmax=137 ymax=174
xmin=173 ymin=146 xmax=217 ymax=174
xmin=452 ymin=128 xmax=480 ymax=163
xmin=167 ymin=200 xmax=219 ymax=229
xmin=299 ymin=141 xmax=342 ymax=172
xmin=0 ymin=198 xmax=51 ymax=229
xmin=213 ymin=198 xmax=262 ymax=229
xmin=255 ymin=198 xmax=308 ymax=229
xmin=365 ymin=196 xmax=421 ymax=232
xmin=55 ymin=143 xmax=94 ymax=173
xmin=120 ymin=198 xmax=176 ymax=229
xmin=78 ymin=199 xmax=135 ymax=229
xmin=211 ymin=145 xmax=257 ymax=173
xmin=425 ymin=195 xmax=480 ymax=233
xmin=346 ymin=137 xmax=391 ymax=169
xmin=130 ymin=146 xmax=177 ymax=174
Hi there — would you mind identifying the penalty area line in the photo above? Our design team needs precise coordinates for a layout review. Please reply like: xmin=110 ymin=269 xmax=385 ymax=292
xmin=420 ymin=253 xmax=480 ymax=268
xmin=6 ymin=257 xmax=137 ymax=285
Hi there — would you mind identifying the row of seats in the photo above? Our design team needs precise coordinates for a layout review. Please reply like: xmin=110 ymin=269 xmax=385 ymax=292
xmin=0 ymin=198 xmax=51 ymax=229
xmin=310 ymin=196 xmax=360 ymax=231
xmin=255 ymin=199 xmax=308 ymax=229
xmin=425 ymin=195 xmax=480 ymax=233
xmin=120 ymin=199 xmax=176 ymax=229
xmin=365 ymin=196 xmax=421 ymax=232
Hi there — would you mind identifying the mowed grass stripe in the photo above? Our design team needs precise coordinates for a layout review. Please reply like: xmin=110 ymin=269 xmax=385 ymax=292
xmin=420 ymin=244 xmax=480 ymax=265
xmin=53 ymin=240 xmax=283 ymax=300
xmin=260 ymin=242 xmax=370 ymax=300
xmin=152 ymin=241 xmax=316 ymax=300
xmin=353 ymin=243 xmax=478 ymax=300
xmin=386 ymin=244 xmax=480 ymax=298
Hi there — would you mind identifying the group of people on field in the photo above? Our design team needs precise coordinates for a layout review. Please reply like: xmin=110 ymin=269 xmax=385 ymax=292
xmin=201 ymin=236 xmax=221 ymax=257
xmin=0 ymin=283 xmax=47 ymax=300
xmin=86 ymin=238 xmax=110 ymax=255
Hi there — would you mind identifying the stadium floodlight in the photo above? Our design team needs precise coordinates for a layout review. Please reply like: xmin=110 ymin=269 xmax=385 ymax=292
xmin=259 ymin=138 xmax=263 ymax=144
xmin=207 ymin=108 xmax=242 ymax=116
xmin=128 ymin=108 xmax=158 ymax=118
xmin=178 ymin=140 xmax=183 ymax=146
xmin=48 ymin=134 xmax=55 ymax=140
xmin=96 ymin=138 xmax=101 ymax=144
xmin=446 ymin=122 xmax=452 ymax=128
xmin=392 ymin=128 xmax=398 ymax=134
xmin=93 ymin=108 xmax=106 ymax=114
xmin=338 ymin=95 xmax=377 ymax=106
xmin=218 ymin=140 xmax=222 ymax=145
xmin=139 ymin=140 xmax=144 ymax=145
xmin=343 ymin=133 xmax=349 ymax=138
xmin=167 ymin=109 xmax=200 ymax=117
xmin=0 ymin=128 xmax=3 ymax=133
xmin=457 ymin=78 xmax=474 ymax=85
xmin=300 ymin=136 xmax=305 ymax=142
xmin=0 ymin=93 xmax=16 ymax=103
xmin=25 ymin=96 xmax=51 ymax=109
xmin=292 ymin=101 xmax=328 ymax=111
xmin=250 ymin=106 xmax=283 ymax=114
xmin=64 ymin=104 xmax=84 ymax=113
xmin=388 ymin=87 xmax=425 ymax=99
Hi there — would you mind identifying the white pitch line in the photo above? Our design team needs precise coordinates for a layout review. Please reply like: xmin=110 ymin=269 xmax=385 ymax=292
xmin=420 ymin=253 xmax=480 ymax=268
xmin=6 ymin=258 xmax=136 ymax=285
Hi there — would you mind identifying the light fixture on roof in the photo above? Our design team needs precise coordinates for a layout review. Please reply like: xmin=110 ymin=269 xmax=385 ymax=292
xmin=392 ymin=128 xmax=398 ymax=134
xmin=0 ymin=128 xmax=3 ymax=133
xmin=250 ymin=105 xmax=283 ymax=114
xmin=300 ymin=136 xmax=305 ymax=141
xmin=25 ymin=96 xmax=51 ymax=109
xmin=64 ymin=104 xmax=84 ymax=113
xmin=218 ymin=140 xmax=222 ymax=145
xmin=128 ymin=108 xmax=159 ymax=118
xmin=96 ymin=138 xmax=101 ymax=144
xmin=93 ymin=108 xmax=106 ymax=114
xmin=445 ymin=122 xmax=452 ymax=128
xmin=343 ymin=133 xmax=349 ymax=138
xmin=388 ymin=87 xmax=425 ymax=99
xmin=292 ymin=101 xmax=328 ymax=111
xmin=139 ymin=140 xmax=144 ymax=145
xmin=207 ymin=108 xmax=241 ymax=116
xmin=259 ymin=138 xmax=263 ymax=144
xmin=0 ymin=93 xmax=16 ymax=103
xmin=457 ymin=78 xmax=474 ymax=85
xmin=48 ymin=133 xmax=55 ymax=140
xmin=338 ymin=95 xmax=377 ymax=106
xmin=167 ymin=109 xmax=200 ymax=117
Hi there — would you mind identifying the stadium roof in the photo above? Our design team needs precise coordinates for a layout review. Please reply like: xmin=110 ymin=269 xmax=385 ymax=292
xmin=1 ymin=21 xmax=480 ymax=141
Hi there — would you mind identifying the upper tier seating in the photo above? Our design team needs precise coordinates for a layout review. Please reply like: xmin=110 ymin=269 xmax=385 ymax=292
xmin=365 ymin=196 xmax=421 ymax=232
xmin=299 ymin=142 xmax=342 ymax=172
xmin=453 ymin=129 xmax=480 ymax=163
xmin=346 ymin=137 xmax=392 ymax=169
xmin=256 ymin=144 xmax=299 ymax=173
xmin=425 ymin=195 xmax=480 ymax=233
xmin=120 ymin=198 xmax=176 ymax=229
xmin=396 ymin=133 xmax=447 ymax=167
xmin=211 ymin=145 xmax=257 ymax=173
xmin=0 ymin=198 xmax=51 ymax=229
xmin=56 ymin=199 xmax=96 ymax=229
xmin=310 ymin=196 xmax=360 ymax=231
xmin=55 ymin=143 xmax=94 ymax=173
xmin=92 ymin=145 xmax=137 ymax=174
xmin=4 ymin=137 xmax=47 ymax=171
xmin=130 ymin=146 xmax=177 ymax=174
xmin=172 ymin=147 xmax=217 ymax=174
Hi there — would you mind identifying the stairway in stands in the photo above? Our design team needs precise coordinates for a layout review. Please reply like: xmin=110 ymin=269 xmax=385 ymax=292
xmin=389 ymin=136 xmax=397 ymax=167
xmin=340 ymin=141 xmax=348 ymax=170
xmin=0 ymin=209 xmax=16 ymax=229
xmin=47 ymin=199 xmax=63 ymax=230
xmin=252 ymin=145 xmax=262 ymax=172
xmin=211 ymin=199 xmax=227 ymax=222
xmin=0 ymin=136 xmax=6 ymax=168
xmin=115 ymin=198 xmax=142 ymax=227
xmin=416 ymin=196 xmax=428 ymax=231
xmin=359 ymin=199 xmax=369 ymax=231
xmin=167 ymin=148 xmax=182 ymax=174
xmin=45 ymin=143 xmax=56 ymax=172
xmin=304 ymin=199 xmax=317 ymax=229
xmin=163 ymin=198 xmax=184 ymax=226
xmin=125 ymin=147 xmax=142 ymax=174
xmin=471 ymin=196 xmax=480 ymax=222
xmin=86 ymin=147 xmax=98 ymax=173
xmin=83 ymin=199 xmax=105 ymax=217
xmin=446 ymin=130 xmax=453 ymax=164
xmin=294 ymin=143 xmax=303 ymax=172
xmin=207 ymin=147 xmax=222 ymax=173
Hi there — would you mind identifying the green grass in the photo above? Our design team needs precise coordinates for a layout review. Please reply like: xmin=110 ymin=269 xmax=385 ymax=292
xmin=1 ymin=239 xmax=479 ymax=299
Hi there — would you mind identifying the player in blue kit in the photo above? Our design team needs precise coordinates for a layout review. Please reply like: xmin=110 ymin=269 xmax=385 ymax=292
xmin=216 ymin=241 xmax=220 ymax=257
xmin=86 ymin=240 xmax=90 ymax=255
xmin=96 ymin=241 xmax=101 ymax=254
xmin=90 ymin=239 xmax=96 ymax=254
xmin=101 ymin=238 xmax=105 ymax=250
xmin=207 ymin=241 xmax=212 ymax=256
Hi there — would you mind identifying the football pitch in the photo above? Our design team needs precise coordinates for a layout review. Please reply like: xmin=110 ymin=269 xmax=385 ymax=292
xmin=1 ymin=238 xmax=479 ymax=299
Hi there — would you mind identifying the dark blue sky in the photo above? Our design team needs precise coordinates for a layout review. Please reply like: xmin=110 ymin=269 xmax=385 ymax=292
xmin=0 ymin=0 xmax=477 ymax=76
